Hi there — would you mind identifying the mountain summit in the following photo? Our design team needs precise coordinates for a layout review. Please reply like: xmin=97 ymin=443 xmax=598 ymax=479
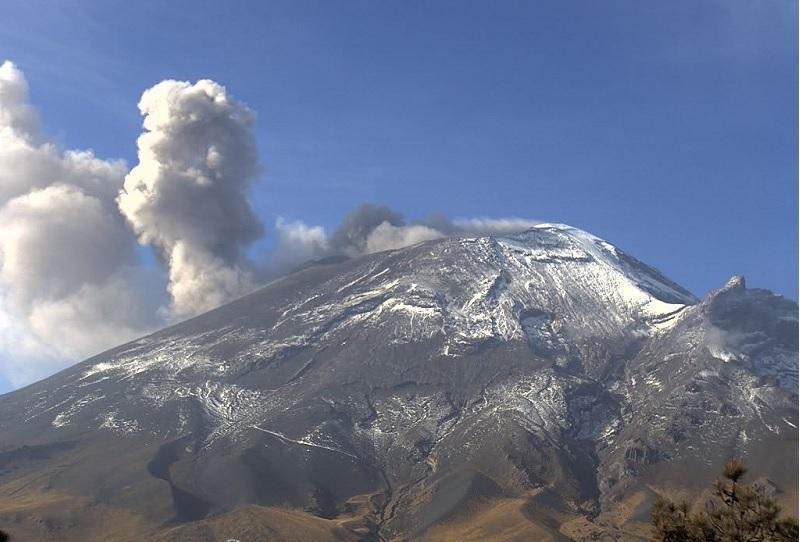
xmin=0 ymin=224 xmax=796 ymax=541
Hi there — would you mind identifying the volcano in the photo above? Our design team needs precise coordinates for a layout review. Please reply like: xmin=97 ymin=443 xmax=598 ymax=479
xmin=0 ymin=224 xmax=796 ymax=541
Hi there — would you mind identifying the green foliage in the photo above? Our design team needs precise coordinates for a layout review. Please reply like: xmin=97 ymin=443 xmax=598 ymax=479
xmin=651 ymin=459 xmax=798 ymax=542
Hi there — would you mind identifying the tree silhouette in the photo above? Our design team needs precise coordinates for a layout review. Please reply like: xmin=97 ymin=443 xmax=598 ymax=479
xmin=652 ymin=459 xmax=798 ymax=541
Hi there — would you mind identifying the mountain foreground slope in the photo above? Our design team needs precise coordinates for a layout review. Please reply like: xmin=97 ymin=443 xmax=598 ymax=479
xmin=0 ymin=224 xmax=796 ymax=541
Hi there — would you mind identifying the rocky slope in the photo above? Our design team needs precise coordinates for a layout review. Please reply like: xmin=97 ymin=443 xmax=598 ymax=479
xmin=0 ymin=224 xmax=796 ymax=541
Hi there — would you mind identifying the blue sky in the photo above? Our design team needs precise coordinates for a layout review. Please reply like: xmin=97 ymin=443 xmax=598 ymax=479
xmin=0 ymin=1 xmax=796 ymax=392
xmin=3 ymin=0 xmax=797 ymax=298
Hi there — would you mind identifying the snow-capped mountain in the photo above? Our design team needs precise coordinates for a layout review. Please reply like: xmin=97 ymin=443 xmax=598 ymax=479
xmin=0 ymin=224 xmax=796 ymax=541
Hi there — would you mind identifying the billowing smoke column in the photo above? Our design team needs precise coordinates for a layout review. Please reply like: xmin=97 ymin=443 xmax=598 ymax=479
xmin=0 ymin=61 xmax=161 ymax=385
xmin=118 ymin=79 xmax=264 ymax=318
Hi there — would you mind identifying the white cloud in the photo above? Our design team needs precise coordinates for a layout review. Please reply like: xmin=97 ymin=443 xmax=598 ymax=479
xmin=0 ymin=185 xmax=134 ymax=310
xmin=0 ymin=61 xmax=164 ymax=386
xmin=272 ymin=218 xmax=329 ymax=271
xmin=452 ymin=217 xmax=541 ymax=235
xmin=27 ymin=266 xmax=164 ymax=361
xmin=0 ymin=61 xmax=39 ymax=141
xmin=364 ymin=222 xmax=444 ymax=253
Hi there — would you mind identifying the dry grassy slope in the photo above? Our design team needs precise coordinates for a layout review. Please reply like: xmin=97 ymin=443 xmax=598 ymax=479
xmin=422 ymin=497 xmax=570 ymax=542
xmin=152 ymin=506 xmax=362 ymax=542
xmin=0 ymin=479 xmax=575 ymax=542
xmin=0 ymin=475 xmax=795 ymax=542
xmin=0 ymin=478 xmax=153 ymax=542
xmin=0 ymin=479 xmax=360 ymax=542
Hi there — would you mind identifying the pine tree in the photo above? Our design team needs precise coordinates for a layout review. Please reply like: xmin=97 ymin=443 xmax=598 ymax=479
xmin=651 ymin=459 xmax=798 ymax=542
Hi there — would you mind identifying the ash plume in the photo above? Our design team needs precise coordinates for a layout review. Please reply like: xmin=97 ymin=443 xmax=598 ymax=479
xmin=118 ymin=78 xmax=263 ymax=318
xmin=329 ymin=204 xmax=406 ymax=256
xmin=271 ymin=206 xmax=541 ymax=268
